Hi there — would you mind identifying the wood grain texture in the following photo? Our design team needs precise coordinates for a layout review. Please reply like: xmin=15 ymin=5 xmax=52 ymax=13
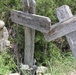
xmin=28 ymin=0 xmax=36 ymax=14
xmin=66 ymin=31 xmax=76 ymax=58
xmin=22 ymin=0 xmax=36 ymax=68
xmin=11 ymin=10 xmax=51 ymax=33
xmin=56 ymin=5 xmax=73 ymax=22
xmin=22 ymin=0 xmax=29 ymax=12
xmin=56 ymin=5 xmax=76 ymax=59
xmin=44 ymin=15 xmax=76 ymax=41
xmin=24 ymin=27 xmax=35 ymax=67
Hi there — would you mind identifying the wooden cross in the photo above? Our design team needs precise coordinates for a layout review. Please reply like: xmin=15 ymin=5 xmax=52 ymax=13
xmin=10 ymin=0 xmax=51 ymax=68
xmin=44 ymin=5 xmax=76 ymax=58
xmin=56 ymin=5 xmax=76 ymax=58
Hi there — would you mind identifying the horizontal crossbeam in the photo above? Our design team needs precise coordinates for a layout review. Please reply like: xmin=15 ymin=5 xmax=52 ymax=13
xmin=11 ymin=10 xmax=51 ymax=33
xmin=44 ymin=15 xmax=76 ymax=41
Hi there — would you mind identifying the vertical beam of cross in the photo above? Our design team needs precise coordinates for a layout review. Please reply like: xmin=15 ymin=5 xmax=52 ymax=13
xmin=22 ymin=0 xmax=36 ymax=67
xmin=56 ymin=5 xmax=76 ymax=58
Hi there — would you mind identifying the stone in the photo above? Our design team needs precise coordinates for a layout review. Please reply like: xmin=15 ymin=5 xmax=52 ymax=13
xmin=0 ymin=20 xmax=10 ymax=51
xmin=3 ymin=27 xmax=9 ymax=40
xmin=8 ymin=73 xmax=20 ymax=75
xmin=36 ymin=66 xmax=48 ymax=75
xmin=20 ymin=64 xmax=29 ymax=70
xmin=0 ymin=20 xmax=5 ymax=29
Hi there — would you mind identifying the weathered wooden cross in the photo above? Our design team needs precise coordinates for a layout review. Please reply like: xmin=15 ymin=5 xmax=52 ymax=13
xmin=10 ymin=0 xmax=76 ymax=72
xmin=10 ymin=0 xmax=76 ymax=74
xmin=44 ymin=5 xmax=76 ymax=59
xmin=11 ymin=0 xmax=76 ymax=69
xmin=10 ymin=0 xmax=51 ymax=69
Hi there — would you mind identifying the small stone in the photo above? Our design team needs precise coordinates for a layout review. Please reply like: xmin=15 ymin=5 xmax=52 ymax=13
xmin=4 ymin=40 xmax=10 ymax=46
xmin=0 ymin=20 xmax=10 ymax=51
xmin=20 ymin=64 xmax=29 ymax=70
xmin=0 ymin=20 xmax=5 ymax=29
xmin=36 ymin=66 xmax=48 ymax=74
xmin=8 ymin=73 xmax=20 ymax=75
xmin=0 ymin=39 xmax=4 ymax=51
xmin=3 ymin=27 xmax=9 ymax=40
xmin=44 ymin=73 xmax=51 ymax=75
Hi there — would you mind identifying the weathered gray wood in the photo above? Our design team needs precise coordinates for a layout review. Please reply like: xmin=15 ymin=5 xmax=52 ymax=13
xmin=22 ymin=0 xmax=36 ymax=69
xmin=11 ymin=10 xmax=51 ymax=33
xmin=24 ymin=27 xmax=35 ymax=67
xmin=56 ymin=5 xmax=73 ymax=22
xmin=22 ymin=0 xmax=29 ymax=12
xmin=44 ymin=15 xmax=76 ymax=41
xmin=28 ymin=0 xmax=36 ymax=14
xmin=66 ymin=31 xmax=76 ymax=59
xmin=56 ymin=5 xmax=76 ymax=59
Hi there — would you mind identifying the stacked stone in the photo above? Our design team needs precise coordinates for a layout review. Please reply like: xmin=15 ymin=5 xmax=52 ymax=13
xmin=0 ymin=20 xmax=10 ymax=51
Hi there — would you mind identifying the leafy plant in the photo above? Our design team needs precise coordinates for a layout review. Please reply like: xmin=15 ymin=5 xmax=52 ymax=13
xmin=0 ymin=51 xmax=17 ymax=75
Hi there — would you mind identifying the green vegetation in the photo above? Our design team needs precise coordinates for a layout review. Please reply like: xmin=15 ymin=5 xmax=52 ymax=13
xmin=0 ymin=0 xmax=76 ymax=75
xmin=0 ymin=51 xmax=17 ymax=75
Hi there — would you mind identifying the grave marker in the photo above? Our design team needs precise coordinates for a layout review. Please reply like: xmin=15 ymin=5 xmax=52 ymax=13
xmin=56 ymin=5 xmax=76 ymax=58
xmin=10 ymin=0 xmax=36 ymax=73
xmin=10 ymin=0 xmax=51 ymax=74
xmin=10 ymin=1 xmax=76 ymax=74
xmin=22 ymin=0 xmax=36 ymax=69
xmin=44 ymin=5 xmax=76 ymax=59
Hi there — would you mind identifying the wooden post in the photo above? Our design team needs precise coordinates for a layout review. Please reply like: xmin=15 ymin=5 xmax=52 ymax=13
xmin=22 ymin=0 xmax=36 ymax=68
xmin=56 ymin=5 xmax=76 ymax=58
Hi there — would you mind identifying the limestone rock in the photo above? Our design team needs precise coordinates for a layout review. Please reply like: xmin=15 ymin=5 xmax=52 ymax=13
xmin=7 ymin=73 xmax=20 ymax=75
xmin=20 ymin=64 xmax=29 ymax=70
xmin=3 ymin=27 xmax=9 ymax=40
xmin=36 ymin=66 xmax=48 ymax=75
xmin=0 ymin=20 xmax=5 ymax=29
xmin=0 ymin=20 xmax=10 ymax=51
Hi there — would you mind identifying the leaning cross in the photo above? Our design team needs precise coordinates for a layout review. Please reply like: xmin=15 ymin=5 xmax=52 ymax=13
xmin=44 ymin=5 xmax=76 ymax=58
xmin=56 ymin=5 xmax=76 ymax=58
xmin=10 ymin=0 xmax=51 ymax=68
